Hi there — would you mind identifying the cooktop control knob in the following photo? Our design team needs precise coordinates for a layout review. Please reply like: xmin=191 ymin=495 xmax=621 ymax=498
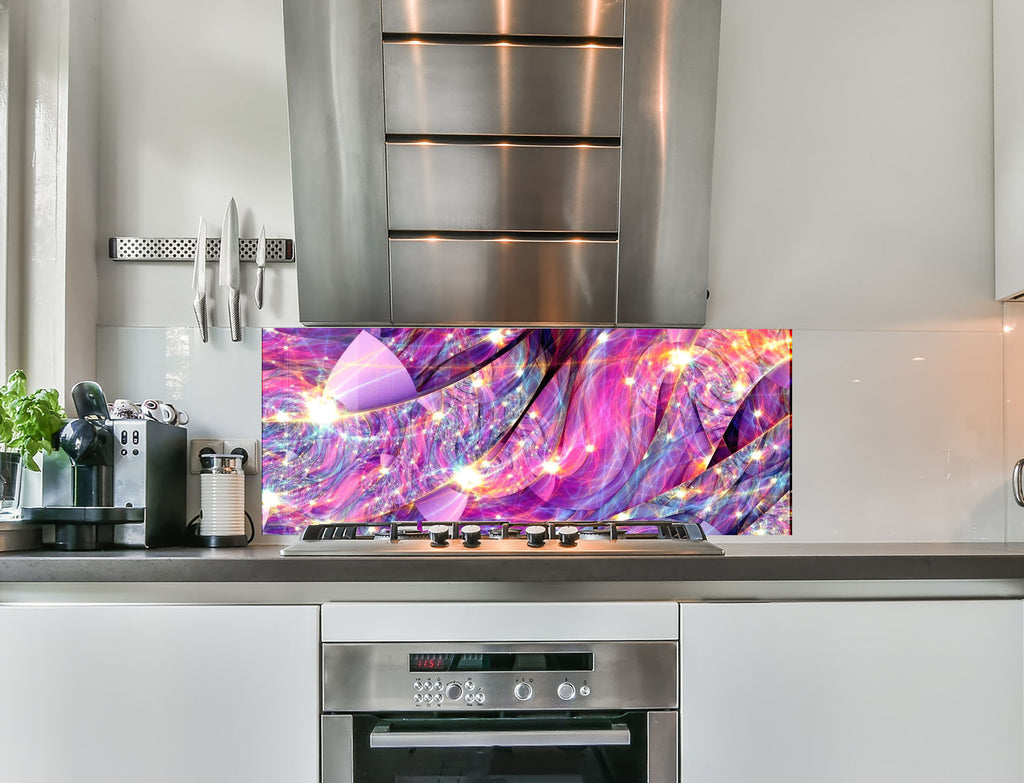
xmin=556 ymin=525 xmax=579 ymax=547
xmin=445 ymin=682 xmax=463 ymax=701
xmin=557 ymin=682 xmax=576 ymax=701
xmin=514 ymin=682 xmax=533 ymax=701
xmin=461 ymin=524 xmax=482 ymax=548
xmin=525 ymin=525 xmax=547 ymax=548
xmin=428 ymin=524 xmax=450 ymax=547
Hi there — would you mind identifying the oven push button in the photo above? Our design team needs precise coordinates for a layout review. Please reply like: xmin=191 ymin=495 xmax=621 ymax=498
xmin=513 ymin=682 xmax=533 ymax=701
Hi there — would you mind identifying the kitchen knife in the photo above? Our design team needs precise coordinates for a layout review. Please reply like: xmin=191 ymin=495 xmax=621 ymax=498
xmin=254 ymin=224 xmax=266 ymax=310
xmin=192 ymin=216 xmax=209 ymax=342
xmin=219 ymin=197 xmax=241 ymax=342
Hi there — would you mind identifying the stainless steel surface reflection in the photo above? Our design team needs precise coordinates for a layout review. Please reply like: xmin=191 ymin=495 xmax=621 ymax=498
xmin=381 ymin=0 xmax=626 ymax=37
xmin=386 ymin=143 xmax=621 ymax=232
xmin=283 ymin=0 xmax=391 ymax=325
xmin=322 ymin=641 xmax=678 ymax=712
xmin=384 ymin=42 xmax=623 ymax=137
xmin=390 ymin=238 xmax=617 ymax=323
xmin=618 ymin=0 xmax=721 ymax=325
xmin=284 ymin=0 xmax=721 ymax=327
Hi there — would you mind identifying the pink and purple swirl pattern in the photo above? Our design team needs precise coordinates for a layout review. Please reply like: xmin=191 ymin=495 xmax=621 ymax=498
xmin=261 ymin=328 xmax=792 ymax=535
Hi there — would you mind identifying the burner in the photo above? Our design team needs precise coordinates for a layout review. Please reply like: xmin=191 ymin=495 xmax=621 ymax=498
xmin=280 ymin=520 xmax=723 ymax=556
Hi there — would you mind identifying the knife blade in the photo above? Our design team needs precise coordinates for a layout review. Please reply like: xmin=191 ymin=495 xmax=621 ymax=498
xmin=192 ymin=216 xmax=209 ymax=342
xmin=219 ymin=197 xmax=241 ymax=342
xmin=254 ymin=224 xmax=266 ymax=310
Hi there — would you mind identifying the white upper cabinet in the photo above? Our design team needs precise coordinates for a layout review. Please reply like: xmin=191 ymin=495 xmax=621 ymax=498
xmin=996 ymin=0 xmax=1024 ymax=299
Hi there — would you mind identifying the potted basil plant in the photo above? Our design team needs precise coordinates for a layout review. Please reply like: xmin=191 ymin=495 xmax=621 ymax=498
xmin=0 ymin=370 xmax=65 ymax=515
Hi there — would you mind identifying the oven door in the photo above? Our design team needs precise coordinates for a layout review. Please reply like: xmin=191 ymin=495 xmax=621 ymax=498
xmin=323 ymin=711 xmax=677 ymax=783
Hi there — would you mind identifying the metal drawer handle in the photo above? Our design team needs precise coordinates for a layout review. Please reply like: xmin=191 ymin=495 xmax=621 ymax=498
xmin=1014 ymin=458 xmax=1024 ymax=507
xmin=369 ymin=724 xmax=631 ymax=749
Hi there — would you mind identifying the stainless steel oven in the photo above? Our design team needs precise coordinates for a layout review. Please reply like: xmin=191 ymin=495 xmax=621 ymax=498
xmin=321 ymin=641 xmax=678 ymax=783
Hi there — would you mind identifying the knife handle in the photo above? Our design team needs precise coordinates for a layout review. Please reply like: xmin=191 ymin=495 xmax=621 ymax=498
xmin=229 ymin=289 xmax=241 ymax=342
xmin=255 ymin=267 xmax=265 ymax=310
xmin=193 ymin=294 xmax=209 ymax=343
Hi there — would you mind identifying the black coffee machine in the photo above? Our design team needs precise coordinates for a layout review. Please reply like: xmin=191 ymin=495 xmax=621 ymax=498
xmin=23 ymin=381 xmax=187 ymax=550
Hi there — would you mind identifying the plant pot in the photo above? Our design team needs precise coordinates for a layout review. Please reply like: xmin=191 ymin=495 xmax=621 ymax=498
xmin=0 ymin=451 xmax=23 ymax=517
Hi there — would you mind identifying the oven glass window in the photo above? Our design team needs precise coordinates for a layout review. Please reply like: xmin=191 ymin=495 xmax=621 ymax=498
xmin=347 ymin=714 xmax=648 ymax=783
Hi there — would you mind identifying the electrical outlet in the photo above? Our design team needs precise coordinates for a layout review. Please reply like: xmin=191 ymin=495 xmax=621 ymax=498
xmin=223 ymin=438 xmax=261 ymax=475
xmin=189 ymin=439 xmax=224 ymax=474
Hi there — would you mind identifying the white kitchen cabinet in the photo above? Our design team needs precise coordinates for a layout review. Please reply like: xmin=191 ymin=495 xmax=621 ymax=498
xmin=680 ymin=601 xmax=1023 ymax=783
xmin=0 ymin=604 xmax=319 ymax=783
xmin=995 ymin=0 xmax=1024 ymax=300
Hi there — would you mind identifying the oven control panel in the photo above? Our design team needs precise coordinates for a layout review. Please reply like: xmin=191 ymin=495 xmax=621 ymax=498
xmin=409 ymin=674 xmax=591 ymax=708
xmin=323 ymin=641 xmax=678 ymax=713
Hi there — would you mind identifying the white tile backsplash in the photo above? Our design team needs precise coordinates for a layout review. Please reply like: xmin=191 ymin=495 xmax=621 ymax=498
xmin=97 ymin=326 xmax=1006 ymax=543
xmin=1003 ymin=302 xmax=1024 ymax=539
xmin=95 ymin=326 xmax=290 ymax=543
xmin=791 ymin=330 xmax=1004 ymax=541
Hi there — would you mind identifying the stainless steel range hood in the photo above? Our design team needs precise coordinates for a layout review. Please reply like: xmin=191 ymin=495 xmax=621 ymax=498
xmin=283 ymin=0 xmax=721 ymax=326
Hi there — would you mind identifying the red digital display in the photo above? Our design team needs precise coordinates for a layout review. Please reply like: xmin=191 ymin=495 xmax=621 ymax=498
xmin=410 ymin=654 xmax=455 ymax=672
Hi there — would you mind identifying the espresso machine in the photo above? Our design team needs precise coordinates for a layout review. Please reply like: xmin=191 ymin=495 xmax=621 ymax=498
xmin=23 ymin=381 xmax=187 ymax=550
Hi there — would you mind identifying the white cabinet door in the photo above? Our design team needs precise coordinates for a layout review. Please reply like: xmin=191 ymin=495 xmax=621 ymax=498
xmin=996 ymin=0 xmax=1024 ymax=299
xmin=0 ymin=604 xmax=319 ymax=783
xmin=680 ymin=601 xmax=1023 ymax=783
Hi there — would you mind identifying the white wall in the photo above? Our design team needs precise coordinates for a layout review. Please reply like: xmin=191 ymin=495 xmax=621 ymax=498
xmin=95 ymin=0 xmax=296 ymax=328
xmin=92 ymin=0 xmax=1005 ymax=542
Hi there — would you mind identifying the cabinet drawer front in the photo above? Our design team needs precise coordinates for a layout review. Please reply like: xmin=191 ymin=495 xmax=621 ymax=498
xmin=390 ymin=238 xmax=617 ymax=323
xmin=382 ymin=0 xmax=625 ymax=37
xmin=386 ymin=143 xmax=621 ymax=232
xmin=384 ymin=42 xmax=623 ymax=137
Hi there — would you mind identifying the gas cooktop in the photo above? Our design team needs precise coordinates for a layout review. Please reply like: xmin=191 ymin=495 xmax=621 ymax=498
xmin=280 ymin=520 xmax=723 ymax=556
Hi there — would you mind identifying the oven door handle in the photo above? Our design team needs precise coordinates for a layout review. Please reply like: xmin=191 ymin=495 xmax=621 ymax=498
xmin=369 ymin=723 xmax=632 ymax=749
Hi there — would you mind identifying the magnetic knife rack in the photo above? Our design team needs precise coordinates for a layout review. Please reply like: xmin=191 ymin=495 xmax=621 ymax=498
xmin=108 ymin=237 xmax=295 ymax=263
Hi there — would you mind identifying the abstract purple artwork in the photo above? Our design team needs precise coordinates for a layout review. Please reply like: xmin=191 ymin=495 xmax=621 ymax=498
xmin=261 ymin=328 xmax=792 ymax=535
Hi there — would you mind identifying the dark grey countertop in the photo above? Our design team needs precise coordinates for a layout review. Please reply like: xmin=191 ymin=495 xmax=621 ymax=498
xmin=2 ymin=541 xmax=1024 ymax=584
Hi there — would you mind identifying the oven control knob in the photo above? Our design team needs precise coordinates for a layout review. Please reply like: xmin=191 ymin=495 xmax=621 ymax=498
xmin=514 ymin=682 xmax=533 ymax=701
xmin=461 ymin=524 xmax=482 ymax=548
xmin=428 ymin=524 xmax=450 ymax=547
xmin=445 ymin=682 xmax=463 ymax=701
xmin=556 ymin=525 xmax=579 ymax=547
xmin=557 ymin=682 xmax=576 ymax=701
xmin=525 ymin=525 xmax=547 ymax=548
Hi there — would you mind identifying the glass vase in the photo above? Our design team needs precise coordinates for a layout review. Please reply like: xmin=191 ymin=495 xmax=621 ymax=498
xmin=0 ymin=451 xmax=23 ymax=518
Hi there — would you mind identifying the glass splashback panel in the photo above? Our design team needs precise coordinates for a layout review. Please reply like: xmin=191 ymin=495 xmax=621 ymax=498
xmin=261 ymin=328 xmax=792 ymax=535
